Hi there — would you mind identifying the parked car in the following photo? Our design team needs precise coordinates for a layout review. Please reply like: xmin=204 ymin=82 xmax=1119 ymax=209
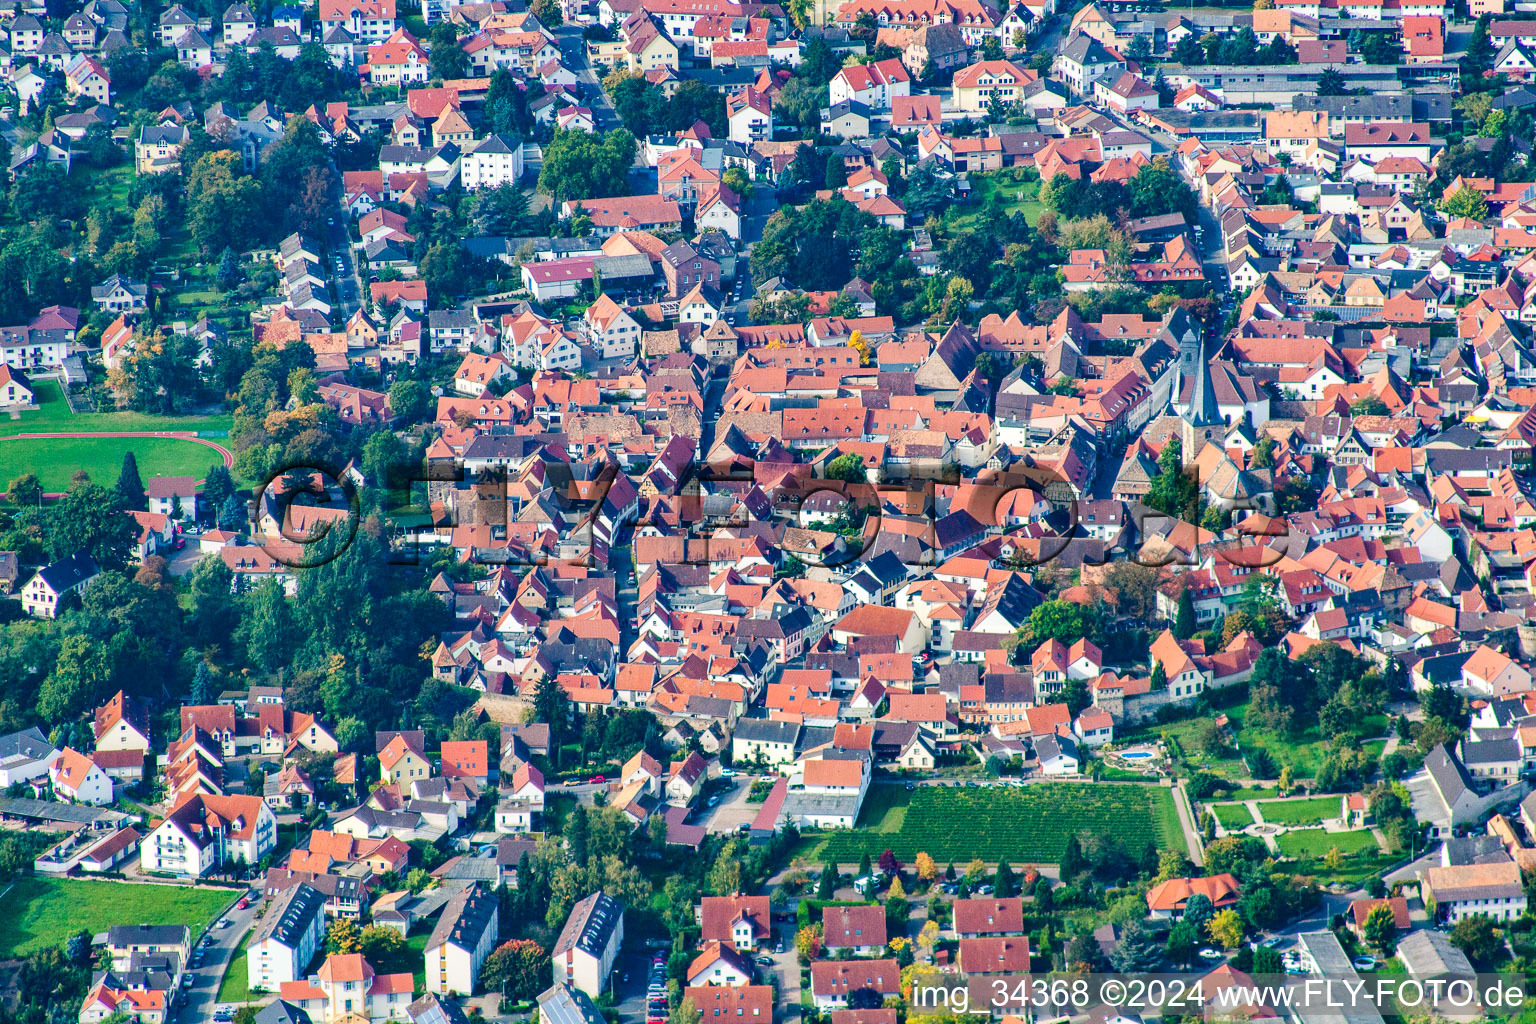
xmin=590 ymin=775 xmax=606 ymax=784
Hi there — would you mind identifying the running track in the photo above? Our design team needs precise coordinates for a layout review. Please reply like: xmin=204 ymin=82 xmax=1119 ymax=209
xmin=0 ymin=431 xmax=235 ymax=497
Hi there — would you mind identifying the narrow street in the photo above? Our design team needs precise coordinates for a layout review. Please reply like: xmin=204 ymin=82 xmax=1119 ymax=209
xmin=175 ymin=892 xmax=263 ymax=1024
xmin=555 ymin=25 xmax=620 ymax=131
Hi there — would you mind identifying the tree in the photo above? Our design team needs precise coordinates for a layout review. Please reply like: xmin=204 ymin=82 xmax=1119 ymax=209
xmin=538 ymin=129 xmax=637 ymax=203
xmin=817 ymin=860 xmax=838 ymax=899
xmin=795 ymin=925 xmax=823 ymax=962
xmin=878 ymin=849 xmax=902 ymax=875
xmin=1165 ymin=922 xmax=1199 ymax=965
xmin=825 ymin=452 xmax=867 ymax=483
xmin=186 ymin=151 xmax=268 ymax=256
xmin=915 ymin=851 xmax=938 ymax=883
xmin=1438 ymin=184 xmax=1490 ymax=221
xmin=420 ymin=243 xmax=476 ymax=305
xmin=1060 ymin=835 xmax=1086 ymax=878
xmin=49 ymin=481 xmax=137 ymax=569
xmin=1253 ymin=945 xmax=1282 ymax=974
xmin=1111 ymin=920 xmax=1165 ymax=972
xmin=325 ymin=918 xmax=362 ymax=954
xmin=6 ymin=472 xmax=41 ymax=507
xmin=1448 ymin=915 xmax=1500 ymax=963
xmin=993 ymin=860 xmax=1015 ymax=898
xmin=114 ymin=452 xmax=147 ymax=511
xmin=1061 ymin=676 xmax=1091 ymax=718
xmin=1361 ymin=903 xmax=1399 ymax=951
xmin=1208 ymin=909 xmax=1244 ymax=949
xmin=1024 ymin=600 xmax=1094 ymax=645
xmin=37 ymin=637 xmax=110 ymax=726
xmin=480 ymin=939 xmax=550 ymax=1000
xmin=1181 ymin=893 xmax=1215 ymax=934
xmin=1316 ymin=66 xmax=1347 ymax=96
xmin=566 ymin=804 xmax=589 ymax=866
xmin=191 ymin=661 xmax=217 ymax=705
xmin=240 ymin=577 xmax=295 ymax=673
xmin=1174 ymin=587 xmax=1197 ymax=638
xmin=388 ymin=380 xmax=429 ymax=424
xmin=825 ymin=155 xmax=847 ymax=194
xmin=219 ymin=493 xmax=248 ymax=532
xmin=359 ymin=925 xmax=405 ymax=966
xmin=202 ymin=464 xmax=235 ymax=521
xmin=672 ymin=998 xmax=701 ymax=1024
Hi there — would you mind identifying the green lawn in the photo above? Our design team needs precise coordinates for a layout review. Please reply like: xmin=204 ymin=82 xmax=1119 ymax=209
xmin=407 ymin=930 xmax=430 ymax=993
xmin=78 ymin=164 xmax=135 ymax=211
xmin=1256 ymin=797 xmax=1341 ymax=827
xmin=1 ymin=379 xmax=234 ymax=436
xmin=951 ymin=168 xmax=1046 ymax=229
xmin=1234 ymin=713 xmax=1388 ymax=779
xmin=219 ymin=935 xmax=251 ymax=1003
xmin=0 ymin=434 xmax=226 ymax=492
xmin=0 ymin=877 xmax=236 ymax=957
xmin=805 ymin=783 xmax=1182 ymax=865
xmin=1211 ymin=803 xmax=1255 ymax=829
xmin=1273 ymin=828 xmax=1382 ymax=860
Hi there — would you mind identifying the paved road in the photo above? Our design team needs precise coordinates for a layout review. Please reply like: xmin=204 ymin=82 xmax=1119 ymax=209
xmin=555 ymin=25 xmax=620 ymax=131
xmin=327 ymin=208 xmax=362 ymax=320
xmin=176 ymin=890 xmax=263 ymax=1024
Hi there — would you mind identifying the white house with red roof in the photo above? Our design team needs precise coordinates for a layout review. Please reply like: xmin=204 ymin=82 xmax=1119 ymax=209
xmin=320 ymin=0 xmax=398 ymax=41
xmin=50 ymin=747 xmax=113 ymax=805
xmin=141 ymin=793 xmax=277 ymax=876
xmin=280 ymin=953 xmax=414 ymax=1022
xmin=495 ymin=762 xmax=545 ymax=834
xmin=80 ymin=983 xmax=166 ymax=1024
xmin=828 ymin=57 xmax=911 ymax=110
xmin=1096 ymin=71 xmax=1158 ymax=113
xmin=725 ymin=85 xmax=771 ymax=144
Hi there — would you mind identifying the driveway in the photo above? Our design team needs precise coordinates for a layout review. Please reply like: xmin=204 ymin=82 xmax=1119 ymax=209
xmin=176 ymin=890 xmax=264 ymax=1024
xmin=758 ymin=944 xmax=800 ymax=1022
xmin=699 ymin=777 xmax=757 ymax=834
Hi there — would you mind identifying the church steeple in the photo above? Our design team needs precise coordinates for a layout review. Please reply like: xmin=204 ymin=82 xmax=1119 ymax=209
xmin=1180 ymin=331 xmax=1222 ymax=467
xmin=1186 ymin=333 xmax=1221 ymax=428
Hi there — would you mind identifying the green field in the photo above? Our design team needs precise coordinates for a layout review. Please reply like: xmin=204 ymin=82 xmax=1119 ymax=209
xmin=1273 ymin=828 xmax=1382 ymax=860
xmin=2 ymin=380 xmax=233 ymax=437
xmin=0 ymin=877 xmax=236 ymax=957
xmin=808 ymin=783 xmax=1182 ymax=864
xmin=1256 ymin=797 xmax=1340 ymax=827
xmin=1211 ymin=803 xmax=1255 ymax=829
xmin=0 ymin=434 xmax=226 ymax=492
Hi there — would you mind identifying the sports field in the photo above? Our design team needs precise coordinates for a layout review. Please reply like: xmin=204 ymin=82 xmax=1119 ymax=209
xmin=0 ymin=435 xmax=226 ymax=492
xmin=807 ymin=783 xmax=1182 ymax=864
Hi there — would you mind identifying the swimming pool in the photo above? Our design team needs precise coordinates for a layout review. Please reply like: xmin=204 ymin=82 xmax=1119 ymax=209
xmin=1121 ymin=750 xmax=1155 ymax=760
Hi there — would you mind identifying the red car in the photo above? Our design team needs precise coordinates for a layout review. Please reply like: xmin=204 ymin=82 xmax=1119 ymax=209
xmin=590 ymin=775 xmax=606 ymax=784
xmin=236 ymin=899 xmax=248 ymax=909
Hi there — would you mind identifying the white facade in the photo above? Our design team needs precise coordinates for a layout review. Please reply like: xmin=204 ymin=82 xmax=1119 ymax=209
xmin=459 ymin=136 xmax=525 ymax=190
xmin=248 ymin=885 xmax=328 ymax=992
